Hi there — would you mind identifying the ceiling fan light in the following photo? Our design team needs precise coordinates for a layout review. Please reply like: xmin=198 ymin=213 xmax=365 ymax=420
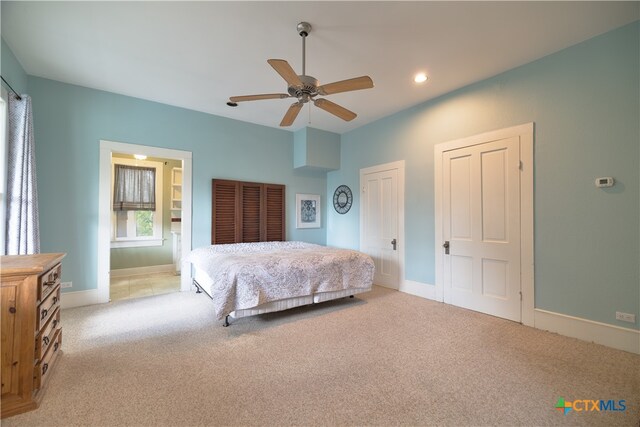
xmin=414 ymin=73 xmax=428 ymax=83
xmin=133 ymin=154 xmax=147 ymax=160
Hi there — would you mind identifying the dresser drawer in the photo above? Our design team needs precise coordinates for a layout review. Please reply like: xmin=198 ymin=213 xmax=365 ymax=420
xmin=1 ymin=253 xmax=66 ymax=419
xmin=35 ymin=308 xmax=61 ymax=362
xmin=36 ymin=285 xmax=60 ymax=332
xmin=33 ymin=329 xmax=61 ymax=390
xmin=38 ymin=263 xmax=61 ymax=302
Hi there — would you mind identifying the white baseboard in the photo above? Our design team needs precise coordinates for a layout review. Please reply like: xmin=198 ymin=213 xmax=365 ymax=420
xmin=399 ymin=280 xmax=639 ymax=354
xmin=63 ymin=275 xmax=639 ymax=354
xmin=110 ymin=264 xmax=175 ymax=278
xmin=399 ymin=279 xmax=438 ymax=301
xmin=535 ymin=309 xmax=640 ymax=354
xmin=61 ymin=289 xmax=102 ymax=309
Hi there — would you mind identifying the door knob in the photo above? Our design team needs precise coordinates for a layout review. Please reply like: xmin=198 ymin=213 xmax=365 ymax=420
xmin=443 ymin=241 xmax=450 ymax=255
xmin=391 ymin=238 xmax=397 ymax=250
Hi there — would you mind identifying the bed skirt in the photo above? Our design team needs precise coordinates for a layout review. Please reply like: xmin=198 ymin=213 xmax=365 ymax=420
xmin=193 ymin=268 xmax=370 ymax=320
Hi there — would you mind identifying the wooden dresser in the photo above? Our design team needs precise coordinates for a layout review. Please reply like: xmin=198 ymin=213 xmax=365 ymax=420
xmin=1 ymin=253 xmax=65 ymax=419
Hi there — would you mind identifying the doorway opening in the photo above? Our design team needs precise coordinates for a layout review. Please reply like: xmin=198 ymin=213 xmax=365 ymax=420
xmin=97 ymin=140 xmax=193 ymax=304
xmin=109 ymin=152 xmax=181 ymax=301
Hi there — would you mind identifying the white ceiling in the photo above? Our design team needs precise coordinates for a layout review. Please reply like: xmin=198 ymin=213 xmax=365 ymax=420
xmin=2 ymin=2 xmax=638 ymax=134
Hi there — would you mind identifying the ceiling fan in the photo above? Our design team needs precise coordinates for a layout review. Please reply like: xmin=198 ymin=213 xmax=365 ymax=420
xmin=228 ymin=22 xmax=374 ymax=127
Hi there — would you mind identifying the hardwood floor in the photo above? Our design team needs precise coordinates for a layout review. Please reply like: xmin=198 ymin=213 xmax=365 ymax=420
xmin=109 ymin=273 xmax=180 ymax=301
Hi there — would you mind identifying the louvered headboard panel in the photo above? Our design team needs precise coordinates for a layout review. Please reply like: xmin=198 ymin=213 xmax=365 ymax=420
xmin=241 ymin=183 xmax=262 ymax=243
xmin=211 ymin=179 xmax=239 ymax=244
xmin=264 ymin=184 xmax=285 ymax=242
xmin=211 ymin=179 xmax=285 ymax=244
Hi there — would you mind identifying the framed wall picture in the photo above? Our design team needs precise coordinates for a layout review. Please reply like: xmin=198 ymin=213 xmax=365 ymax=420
xmin=296 ymin=193 xmax=321 ymax=229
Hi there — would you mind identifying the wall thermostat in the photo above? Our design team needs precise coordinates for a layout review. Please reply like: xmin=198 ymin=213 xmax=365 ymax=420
xmin=595 ymin=177 xmax=615 ymax=188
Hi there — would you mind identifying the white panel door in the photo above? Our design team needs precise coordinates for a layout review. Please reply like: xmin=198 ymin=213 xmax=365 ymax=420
xmin=443 ymin=136 xmax=521 ymax=321
xmin=362 ymin=168 xmax=399 ymax=289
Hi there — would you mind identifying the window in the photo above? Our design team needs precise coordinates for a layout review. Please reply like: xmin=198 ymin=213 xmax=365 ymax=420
xmin=111 ymin=157 xmax=163 ymax=248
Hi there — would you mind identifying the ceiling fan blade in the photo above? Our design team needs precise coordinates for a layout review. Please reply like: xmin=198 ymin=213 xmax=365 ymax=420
xmin=317 ymin=76 xmax=373 ymax=96
xmin=313 ymin=98 xmax=357 ymax=122
xmin=268 ymin=59 xmax=303 ymax=87
xmin=229 ymin=93 xmax=290 ymax=103
xmin=280 ymin=102 xmax=303 ymax=127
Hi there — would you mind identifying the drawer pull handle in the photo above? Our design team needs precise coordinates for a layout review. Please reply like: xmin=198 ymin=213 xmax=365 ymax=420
xmin=44 ymin=281 xmax=55 ymax=287
xmin=42 ymin=363 xmax=48 ymax=376
xmin=53 ymin=319 xmax=58 ymax=328
xmin=43 ymin=336 xmax=50 ymax=346
xmin=53 ymin=342 xmax=59 ymax=352
xmin=41 ymin=297 xmax=58 ymax=320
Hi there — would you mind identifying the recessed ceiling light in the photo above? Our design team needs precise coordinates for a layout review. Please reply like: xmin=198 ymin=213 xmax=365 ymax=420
xmin=133 ymin=154 xmax=147 ymax=160
xmin=414 ymin=73 xmax=428 ymax=83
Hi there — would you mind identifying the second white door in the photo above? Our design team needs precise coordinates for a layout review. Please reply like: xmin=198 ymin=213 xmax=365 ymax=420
xmin=442 ymin=136 xmax=521 ymax=321
xmin=362 ymin=167 xmax=400 ymax=289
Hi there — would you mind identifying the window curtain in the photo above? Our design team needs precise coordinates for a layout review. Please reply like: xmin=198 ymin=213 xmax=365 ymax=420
xmin=5 ymin=95 xmax=40 ymax=255
xmin=113 ymin=164 xmax=156 ymax=211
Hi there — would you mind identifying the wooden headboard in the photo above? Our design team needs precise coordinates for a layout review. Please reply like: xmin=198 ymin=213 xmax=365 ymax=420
xmin=211 ymin=179 xmax=285 ymax=244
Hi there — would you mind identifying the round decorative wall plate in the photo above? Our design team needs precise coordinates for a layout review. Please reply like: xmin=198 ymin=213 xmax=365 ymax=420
xmin=333 ymin=185 xmax=353 ymax=214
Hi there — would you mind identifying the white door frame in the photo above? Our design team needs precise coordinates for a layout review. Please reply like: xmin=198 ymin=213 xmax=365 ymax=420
xmin=434 ymin=123 xmax=534 ymax=326
xmin=98 ymin=140 xmax=193 ymax=303
xmin=359 ymin=160 xmax=405 ymax=289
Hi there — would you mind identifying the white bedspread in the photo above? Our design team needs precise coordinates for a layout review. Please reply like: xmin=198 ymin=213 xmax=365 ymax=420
xmin=186 ymin=241 xmax=374 ymax=319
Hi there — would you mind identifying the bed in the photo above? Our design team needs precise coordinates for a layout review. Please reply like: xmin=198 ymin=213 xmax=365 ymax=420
xmin=186 ymin=241 xmax=374 ymax=325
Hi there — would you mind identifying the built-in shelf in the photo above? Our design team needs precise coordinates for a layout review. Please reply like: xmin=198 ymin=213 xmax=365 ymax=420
xmin=171 ymin=167 xmax=182 ymax=217
xmin=170 ymin=167 xmax=182 ymax=270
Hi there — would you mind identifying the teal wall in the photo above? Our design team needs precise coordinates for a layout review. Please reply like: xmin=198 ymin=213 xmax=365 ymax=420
xmin=1 ymin=38 xmax=27 ymax=94
xmin=305 ymin=127 xmax=340 ymax=170
xmin=110 ymin=155 xmax=181 ymax=270
xmin=4 ymin=22 xmax=638 ymax=330
xmin=293 ymin=128 xmax=308 ymax=168
xmin=327 ymin=22 xmax=640 ymax=329
xmin=294 ymin=127 xmax=340 ymax=171
xmin=28 ymin=77 xmax=327 ymax=292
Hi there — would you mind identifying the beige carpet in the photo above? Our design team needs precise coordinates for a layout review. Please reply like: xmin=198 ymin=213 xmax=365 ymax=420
xmin=5 ymin=286 xmax=639 ymax=426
